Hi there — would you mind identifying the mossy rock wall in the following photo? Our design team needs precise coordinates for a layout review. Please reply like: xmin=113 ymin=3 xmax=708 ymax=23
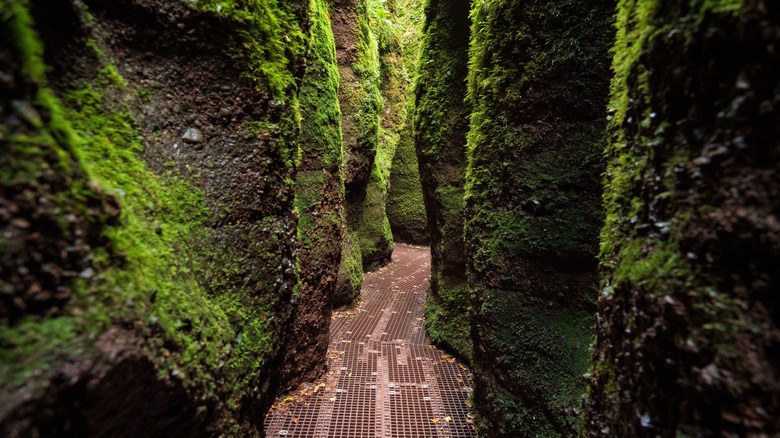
xmin=414 ymin=0 xmax=472 ymax=361
xmin=282 ymin=0 xmax=345 ymax=389
xmin=384 ymin=0 xmax=428 ymax=246
xmin=330 ymin=0 xmax=388 ymax=305
xmin=0 ymin=0 xmax=310 ymax=434
xmin=585 ymin=1 xmax=780 ymax=435
xmin=464 ymin=0 xmax=613 ymax=435
xmin=387 ymin=114 xmax=428 ymax=245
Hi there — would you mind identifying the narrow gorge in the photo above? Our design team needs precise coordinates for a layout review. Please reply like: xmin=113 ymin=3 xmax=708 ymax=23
xmin=1 ymin=0 xmax=778 ymax=437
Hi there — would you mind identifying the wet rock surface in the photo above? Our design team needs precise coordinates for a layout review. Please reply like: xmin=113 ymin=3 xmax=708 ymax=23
xmin=413 ymin=0 xmax=473 ymax=364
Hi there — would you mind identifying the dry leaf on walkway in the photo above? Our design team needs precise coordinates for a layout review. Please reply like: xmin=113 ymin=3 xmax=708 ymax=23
xmin=430 ymin=418 xmax=440 ymax=423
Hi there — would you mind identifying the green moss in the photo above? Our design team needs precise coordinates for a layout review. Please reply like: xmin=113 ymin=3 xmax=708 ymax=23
xmin=298 ymin=0 xmax=342 ymax=169
xmin=424 ymin=282 xmax=472 ymax=362
xmin=61 ymin=64 xmax=279 ymax=409
xmin=474 ymin=289 xmax=593 ymax=436
xmin=339 ymin=231 xmax=365 ymax=297
xmin=357 ymin=156 xmax=394 ymax=265
xmin=350 ymin=0 xmax=383 ymax=157
xmin=194 ymin=0 xmax=306 ymax=102
xmin=386 ymin=124 xmax=427 ymax=243
xmin=415 ymin=0 xmax=472 ymax=366
xmin=335 ymin=0 xmax=389 ymax=294
xmin=295 ymin=0 xmax=345 ymax=313
xmin=385 ymin=0 xmax=427 ymax=244
xmin=1 ymin=1 xmax=107 ymax=386
xmin=1 ymin=1 xmax=308 ymax=430
xmin=586 ymin=2 xmax=771 ymax=435
xmin=463 ymin=0 xmax=612 ymax=435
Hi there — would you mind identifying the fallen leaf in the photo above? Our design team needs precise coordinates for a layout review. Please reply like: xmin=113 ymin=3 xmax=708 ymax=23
xmin=291 ymin=417 xmax=299 ymax=423
xmin=329 ymin=396 xmax=337 ymax=402
xmin=444 ymin=416 xmax=452 ymax=422
xmin=430 ymin=418 xmax=440 ymax=423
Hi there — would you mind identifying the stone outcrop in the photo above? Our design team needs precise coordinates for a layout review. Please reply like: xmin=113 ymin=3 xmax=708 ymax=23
xmin=282 ymin=0 xmax=345 ymax=390
xmin=1 ymin=0 xmax=310 ymax=434
xmin=330 ymin=0 xmax=389 ymax=306
xmin=585 ymin=1 xmax=780 ymax=435
xmin=414 ymin=0 xmax=473 ymax=361
xmin=464 ymin=0 xmax=613 ymax=435
xmin=384 ymin=0 xmax=428 ymax=246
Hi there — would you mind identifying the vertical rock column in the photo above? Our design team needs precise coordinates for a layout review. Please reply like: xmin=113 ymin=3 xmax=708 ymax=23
xmin=1 ymin=0 xmax=310 ymax=434
xmin=464 ymin=0 xmax=613 ymax=435
xmin=586 ymin=1 xmax=780 ymax=435
xmin=385 ymin=0 xmax=428 ymax=245
xmin=415 ymin=0 xmax=473 ymax=361
xmin=283 ymin=0 xmax=345 ymax=388
xmin=330 ymin=0 xmax=387 ymax=305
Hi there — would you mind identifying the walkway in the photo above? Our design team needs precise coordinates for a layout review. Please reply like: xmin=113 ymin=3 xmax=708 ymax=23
xmin=265 ymin=244 xmax=477 ymax=437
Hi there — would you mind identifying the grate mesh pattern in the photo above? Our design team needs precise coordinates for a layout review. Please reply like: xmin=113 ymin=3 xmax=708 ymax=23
xmin=266 ymin=244 xmax=477 ymax=438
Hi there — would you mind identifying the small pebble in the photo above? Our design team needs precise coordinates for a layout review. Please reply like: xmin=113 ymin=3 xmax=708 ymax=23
xmin=181 ymin=127 xmax=204 ymax=144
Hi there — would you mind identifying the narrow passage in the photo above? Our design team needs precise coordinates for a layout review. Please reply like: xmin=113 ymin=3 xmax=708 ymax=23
xmin=265 ymin=244 xmax=477 ymax=437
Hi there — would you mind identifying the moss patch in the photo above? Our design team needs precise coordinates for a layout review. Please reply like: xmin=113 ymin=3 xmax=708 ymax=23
xmin=283 ymin=0 xmax=345 ymax=384
xmin=385 ymin=0 xmax=427 ymax=245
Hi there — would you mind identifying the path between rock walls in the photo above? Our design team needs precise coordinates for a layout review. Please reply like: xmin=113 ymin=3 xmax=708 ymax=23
xmin=265 ymin=244 xmax=477 ymax=437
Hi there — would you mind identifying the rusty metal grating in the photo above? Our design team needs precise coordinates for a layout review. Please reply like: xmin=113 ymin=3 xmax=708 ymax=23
xmin=265 ymin=244 xmax=477 ymax=438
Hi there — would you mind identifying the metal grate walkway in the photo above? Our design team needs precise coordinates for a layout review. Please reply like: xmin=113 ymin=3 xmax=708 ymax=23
xmin=265 ymin=244 xmax=477 ymax=437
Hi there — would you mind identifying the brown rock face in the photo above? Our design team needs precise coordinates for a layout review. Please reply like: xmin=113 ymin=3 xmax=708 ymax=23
xmin=329 ymin=0 xmax=389 ymax=306
xmin=586 ymin=1 xmax=780 ymax=436
xmin=1 ymin=0 xmax=310 ymax=435
xmin=414 ymin=0 xmax=473 ymax=361
xmin=464 ymin=0 xmax=612 ymax=435
xmin=281 ymin=0 xmax=345 ymax=390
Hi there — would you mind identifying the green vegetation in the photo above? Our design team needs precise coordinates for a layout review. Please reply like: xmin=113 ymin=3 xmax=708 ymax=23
xmin=334 ymin=0 xmax=403 ymax=300
xmin=334 ymin=0 xmax=384 ymax=300
xmin=386 ymin=0 xmax=427 ymax=244
xmin=351 ymin=0 xmax=383 ymax=158
xmin=476 ymin=288 xmax=593 ymax=435
xmin=414 ymin=0 xmax=473 ymax=362
xmin=584 ymin=1 xmax=780 ymax=435
xmin=1 ymin=0 xmax=308 ymax=432
xmin=194 ymin=0 xmax=305 ymax=102
xmin=283 ymin=0 xmax=345 ymax=384
xmin=296 ymin=0 xmax=344 ymax=252
xmin=464 ymin=0 xmax=612 ymax=435
xmin=424 ymin=281 xmax=471 ymax=362
xmin=357 ymin=156 xmax=394 ymax=265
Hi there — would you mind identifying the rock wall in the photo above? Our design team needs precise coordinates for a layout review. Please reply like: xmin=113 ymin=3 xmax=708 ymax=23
xmin=282 ymin=0 xmax=345 ymax=389
xmin=414 ymin=0 xmax=473 ymax=361
xmin=585 ymin=1 xmax=780 ymax=435
xmin=464 ymin=0 xmax=613 ymax=435
xmin=387 ymin=112 xmax=428 ymax=245
xmin=385 ymin=0 xmax=428 ymax=245
xmin=330 ymin=0 xmax=387 ymax=305
xmin=1 ymin=0 xmax=310 ymax=435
